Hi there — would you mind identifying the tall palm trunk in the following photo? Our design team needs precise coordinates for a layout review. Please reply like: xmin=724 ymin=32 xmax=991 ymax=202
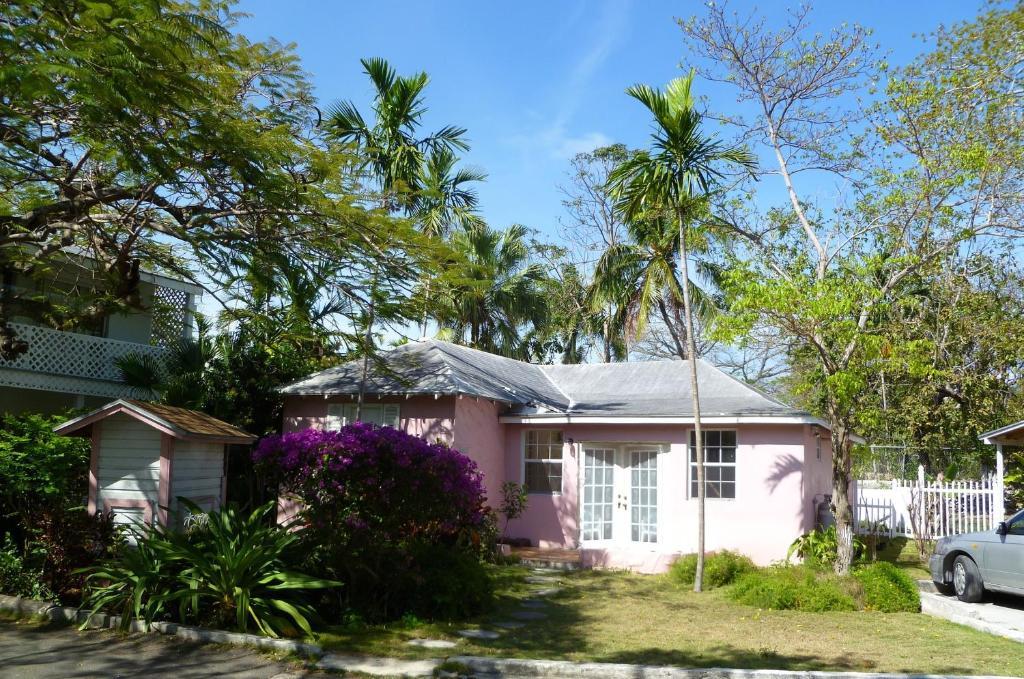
xmin=356 ymin=272 xmax=377 ymax=422
xmin=677 ymin=207 xmax=706 ymax=592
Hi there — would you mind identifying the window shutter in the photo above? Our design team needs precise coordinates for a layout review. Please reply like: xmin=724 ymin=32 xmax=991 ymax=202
xmin=383 ymin=404 xmax=400 ymax=429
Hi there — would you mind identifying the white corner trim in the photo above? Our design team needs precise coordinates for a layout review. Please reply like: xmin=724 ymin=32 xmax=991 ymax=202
xmin=499 ymin=414 xmax=832 ymax=427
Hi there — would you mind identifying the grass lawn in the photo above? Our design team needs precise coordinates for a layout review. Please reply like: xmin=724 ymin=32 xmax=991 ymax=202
xmin=318 ymin=561 xmax=1024 ymax=676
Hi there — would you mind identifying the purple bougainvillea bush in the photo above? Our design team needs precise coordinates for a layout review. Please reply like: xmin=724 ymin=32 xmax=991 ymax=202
xmin=254 ymin=424 xmax=494 ymax=619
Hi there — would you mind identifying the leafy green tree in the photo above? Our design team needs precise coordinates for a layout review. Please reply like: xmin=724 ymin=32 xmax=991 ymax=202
xmin=559 ymin=145 xmax=633 ymax=362
xmin=0 ymin=0 xmax=344 ymax=357
xmin=0 ymin=412 xmax=90 ymax=538
xmin=682 ymin=2 xmax=1024 ymax=574
xmin=607 ymin=73 xmax=754 ymax=592
xmin=854 ymin=255 xmax=1024 ymax=476
xmin=326 ymin=57 xmax=473 ymax=416
xmin=434 ymin=223 xmax=548 ymax=359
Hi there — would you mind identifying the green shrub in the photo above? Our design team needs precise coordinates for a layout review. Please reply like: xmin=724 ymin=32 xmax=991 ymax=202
xmin=80 ymin=500 xmax=340 ymax=637
xmin=405 ymin=543 xmax=493 ymax=620
xmin=853 ymin=562 xmax=920 ymax=612
xmin=787 ymin=525 xmax=865 ymax=568
xmin=0 ymin=412 xmax=90 ymax=543
xmin=669 ymin=550 xmax=756 ymax=589
xmin=729 ymin=565 xmax=856 ymax=612
xmin=0 ymin=537 xmax=54 ymax=601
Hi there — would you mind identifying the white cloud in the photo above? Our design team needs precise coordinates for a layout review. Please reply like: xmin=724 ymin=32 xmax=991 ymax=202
xmin=504 ymin=0 xmax=628 ymax=161
xmin=551 ymin=130 xmax=614 ymax=160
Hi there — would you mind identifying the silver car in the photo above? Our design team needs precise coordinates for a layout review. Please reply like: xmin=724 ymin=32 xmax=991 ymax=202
xmin=930 ymin=508 xmax=1024 ymax=602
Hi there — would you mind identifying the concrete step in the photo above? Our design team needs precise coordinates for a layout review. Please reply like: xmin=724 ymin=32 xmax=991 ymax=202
xmin=518 ymin=557 xmax=581 ymax=571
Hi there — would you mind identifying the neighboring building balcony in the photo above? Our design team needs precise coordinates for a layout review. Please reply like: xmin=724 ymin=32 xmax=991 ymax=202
xmin=0 ymin=322 xmax=169 ymax=400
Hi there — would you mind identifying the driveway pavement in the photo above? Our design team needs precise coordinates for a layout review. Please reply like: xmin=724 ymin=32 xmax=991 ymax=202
xmin=0 ymin=619 xmax=323 ymax=678
xmin=919 ymin=582 xmax=1024 ymax=643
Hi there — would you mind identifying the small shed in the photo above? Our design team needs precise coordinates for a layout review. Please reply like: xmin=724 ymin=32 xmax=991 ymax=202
xmin=55 ymin=399 xmax=255 ymax=529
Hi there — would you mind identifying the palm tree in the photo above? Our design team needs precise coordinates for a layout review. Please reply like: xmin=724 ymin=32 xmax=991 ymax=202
xmin=414 ymin=148 xmax=487 ymax=238
xmin=412 ymin=147 xmax=487 ymax=335
xmin=327 ymin=57 xmax=468 ymax=208
xmin=435 ymin=223 xmax=547 ymax=359
xmin=607 ymin=72 xmax=754 ymax=592
xmin=326 ymin=58 xmax=470 ymax=417
xmin=591 ymin=214 xmax=719 ymax=360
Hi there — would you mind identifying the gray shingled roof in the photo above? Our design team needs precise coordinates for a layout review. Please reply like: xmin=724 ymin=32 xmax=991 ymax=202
xmin=280 ymin=339 xmax=807 ymax=420
xmin=528 ymin=360 xmax=803 ymax=418
xmin=280 ymin=339 xmax=570 ymax=411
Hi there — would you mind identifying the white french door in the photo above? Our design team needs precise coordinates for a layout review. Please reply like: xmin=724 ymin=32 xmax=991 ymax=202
xmin=581 ymin=445 xmax=661 ymax=546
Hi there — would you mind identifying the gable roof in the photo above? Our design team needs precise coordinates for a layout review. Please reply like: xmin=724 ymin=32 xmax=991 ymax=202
xmin=280 ymin=339 xmax=816 ymax=423
xmin=531 ymin=359 xmax=802 ymax=419
xmin=54 ymin=399 xmax=256 ymax=443
xmin=281 ymin=339 xmax=570 ymax=411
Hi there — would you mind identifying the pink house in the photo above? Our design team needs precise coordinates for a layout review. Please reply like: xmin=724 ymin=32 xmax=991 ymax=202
xmin=280 ymin=339 xmax=835 ymax=573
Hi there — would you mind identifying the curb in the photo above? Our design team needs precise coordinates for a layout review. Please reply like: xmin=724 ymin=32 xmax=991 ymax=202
xmin=450 ymin=656 xmax=1021 ymax=679
xmin=4 ymin=593 xmax=1020 ymax=679
xmin=0 ymin=594 xmax=323 ymax=658
xmin=918 ymin=591 xmax=1024 ymax=644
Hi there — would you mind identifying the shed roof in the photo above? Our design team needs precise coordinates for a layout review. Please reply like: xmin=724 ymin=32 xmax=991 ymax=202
xmin=54 ymin=399 xmax=256 ymax=443
xmin=280 ymin=338 xmax=817 ymax=423
xmin=980 ymin=419 xmax=1024 ymax=445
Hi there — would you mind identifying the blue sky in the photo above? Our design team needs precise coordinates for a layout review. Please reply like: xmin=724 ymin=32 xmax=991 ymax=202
xmin=234 ymin=0 xmax=982 ymax=241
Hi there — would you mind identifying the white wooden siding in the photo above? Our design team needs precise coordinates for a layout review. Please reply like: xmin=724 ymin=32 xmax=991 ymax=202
xmin=96 ymin=413 xmax=160 ymax=511
xmin=170 ymin=440 xmax=224 ymax=512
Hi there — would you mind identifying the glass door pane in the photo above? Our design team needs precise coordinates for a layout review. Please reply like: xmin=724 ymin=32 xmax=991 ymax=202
xmin=582 ymin=448 xmax=615 ymax=541
xmin=630 ymin=450 xmax=658 ymax=543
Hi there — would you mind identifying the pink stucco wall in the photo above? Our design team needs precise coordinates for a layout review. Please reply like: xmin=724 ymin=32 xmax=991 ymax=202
xmin=281 ymin=393 xmax=830 ymax=572
xmin=451 ymin=398 xmax=506 ymax=507
xmin=282 ymin=395 xmax=455 ymax=443
xmin=502 ymin=422 xmax=820 ymax=569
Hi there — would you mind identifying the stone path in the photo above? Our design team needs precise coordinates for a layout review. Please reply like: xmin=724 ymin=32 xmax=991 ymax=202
xmin=386 ymin=567 xmax=565 ymax=669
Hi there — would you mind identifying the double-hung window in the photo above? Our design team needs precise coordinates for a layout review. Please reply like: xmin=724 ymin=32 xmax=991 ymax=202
xmin=524 ymin=430 xmax=563 ymax=494
xmin=690 ymin=430 xmax=737 ymax=499
xmin=325 ymin=403 xmax=400 ymax=431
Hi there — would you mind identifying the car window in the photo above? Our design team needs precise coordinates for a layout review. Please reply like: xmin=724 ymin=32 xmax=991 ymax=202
xmin=1009 ymin=512 xmax=1024 ymax=536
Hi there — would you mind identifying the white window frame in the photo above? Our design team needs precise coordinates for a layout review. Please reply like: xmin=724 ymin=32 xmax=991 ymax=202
xmin=523 ymin=430 xmax=564 ymax=495
xmin=326 ymin=403 xmax=400 ymax=431
xmin=689 ymin=429 xmax=737 ymax=500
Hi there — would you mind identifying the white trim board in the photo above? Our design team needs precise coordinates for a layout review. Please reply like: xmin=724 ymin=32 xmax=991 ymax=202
xmin=500 ymin=414 xmax=829 ymax=427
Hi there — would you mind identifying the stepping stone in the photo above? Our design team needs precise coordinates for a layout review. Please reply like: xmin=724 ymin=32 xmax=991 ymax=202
xmin=493 ymin=621 xmax=525 ymax=629
xmin=511 ymin=610 xmax=547 ymax=621
xmin=520 ymin=599 xmax=547 ymax=609
xmin=405 ymin=638 xmax=457 ymax=649
xmin=319 ymin=654 xmax=440 ymax=677
xmin=524 ymin=576 xmax=558 ymax=584
xmin=532 ymin=587 xmax=562 ymax=597
xmin=530 ymin=568 xmax=561 ymax=574
xmin=457 ymin=629 xmax=501 ymax=640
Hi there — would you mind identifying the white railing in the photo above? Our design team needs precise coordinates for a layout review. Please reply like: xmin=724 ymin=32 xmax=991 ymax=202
xmin=855 ymin=465 xmax=1004 ymax=539
xmin=0 ymin=322 xmax=166 ymax=384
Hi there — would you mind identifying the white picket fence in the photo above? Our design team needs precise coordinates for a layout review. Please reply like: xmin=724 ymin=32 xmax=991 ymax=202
xmin=854 ymin=466 xmax=1004 ymax=539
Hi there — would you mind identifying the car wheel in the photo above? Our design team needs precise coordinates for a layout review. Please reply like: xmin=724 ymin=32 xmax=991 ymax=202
xmin=952 ymin=555 xmax=984 ymax=603
xmin=933 ymin=580 xmax=954 ymax=596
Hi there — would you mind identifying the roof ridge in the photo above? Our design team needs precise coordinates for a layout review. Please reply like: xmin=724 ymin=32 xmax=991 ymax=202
xmin=693 ymin=357 xmax=798 ymax=411
xmin=426 ymin=339 xmax=570 ymax=411
xmin=427 ymin=345 xmax=503 ymax=400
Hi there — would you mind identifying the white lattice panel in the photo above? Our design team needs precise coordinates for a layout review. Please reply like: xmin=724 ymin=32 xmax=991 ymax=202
xmin=0 ymin=322 xmax=167 ymax=385
xmin=150 ymin=286 xmax=191 ymax=347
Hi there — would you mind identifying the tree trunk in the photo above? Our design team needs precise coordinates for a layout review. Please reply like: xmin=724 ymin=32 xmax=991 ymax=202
xmin=356 ymin=275 xmax=377 ymax=422
xmin=657 ymin=298 xmax=688 ymax=360
xmin=830 ymin=421 xmax=855 ymax=574
xmin=603 ymin=304 xmax=612 ymax=363
xmin=676 ymin=207 xmax=706 ymax=592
